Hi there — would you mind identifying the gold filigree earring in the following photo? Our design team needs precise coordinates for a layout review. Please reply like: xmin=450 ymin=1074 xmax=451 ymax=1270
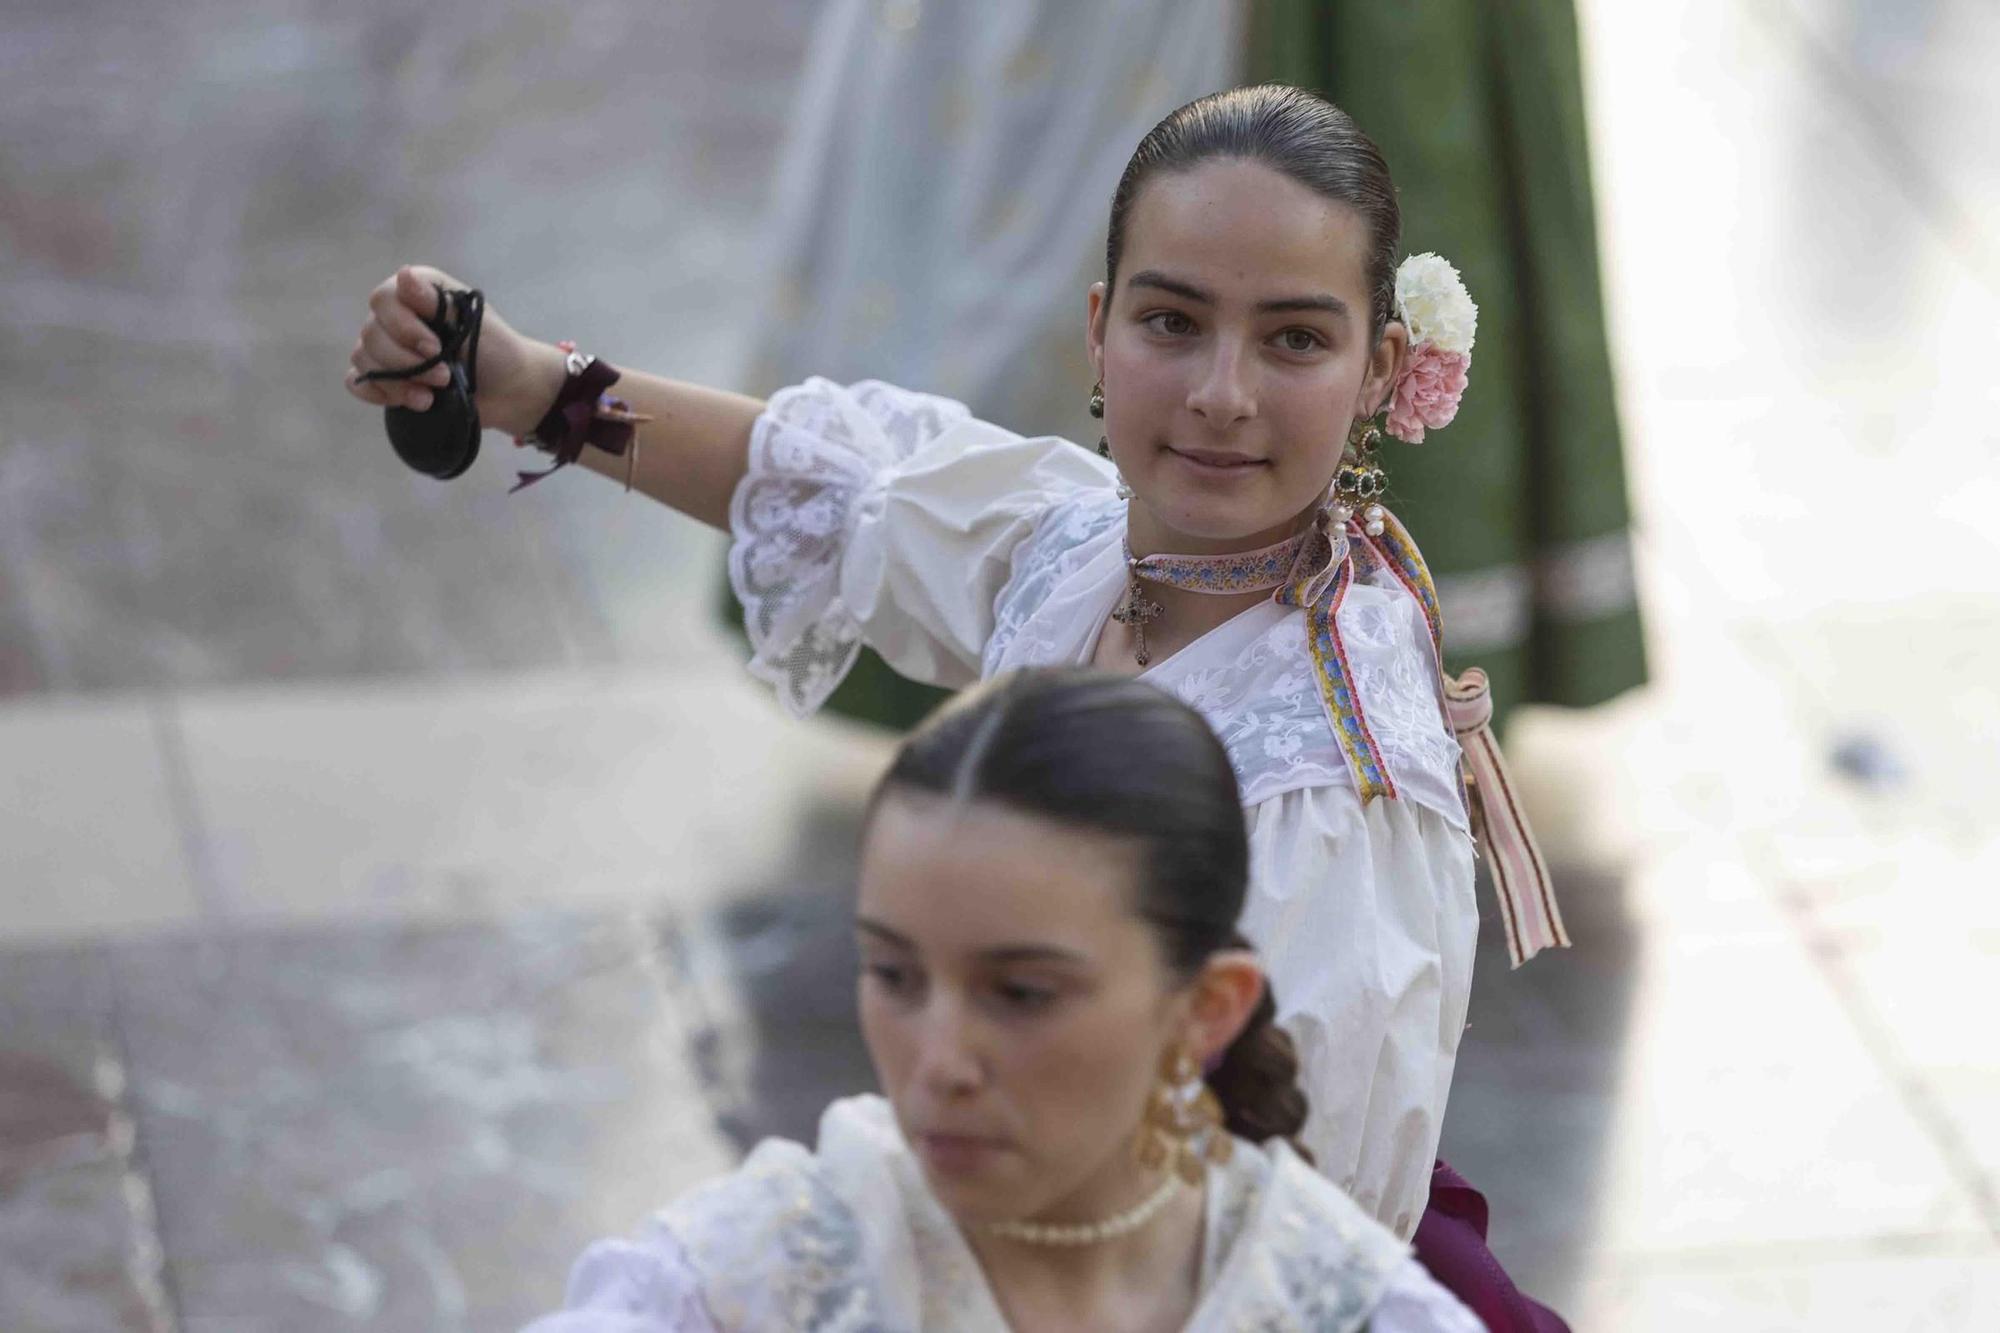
xmin=1134 ymin=1047 xmax=1231 ymax=1184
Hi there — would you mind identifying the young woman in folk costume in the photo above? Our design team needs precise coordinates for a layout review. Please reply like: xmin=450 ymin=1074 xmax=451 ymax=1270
xmin=345 ymin=84 xmax=1568 ymax=1326
xmin=526 ymin=670 xmax=1482 ymax=1331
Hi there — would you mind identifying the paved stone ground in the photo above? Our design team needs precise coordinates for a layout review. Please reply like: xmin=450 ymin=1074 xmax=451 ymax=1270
xmin=1 ymin=915 xmax=738 ymax=1330
xmin=5 ymin=0 xmax=2000 ymax=1328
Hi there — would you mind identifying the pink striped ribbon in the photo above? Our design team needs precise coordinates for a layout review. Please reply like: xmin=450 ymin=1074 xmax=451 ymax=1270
xmin=1442 ymin=667 xmax=1567 ymax=967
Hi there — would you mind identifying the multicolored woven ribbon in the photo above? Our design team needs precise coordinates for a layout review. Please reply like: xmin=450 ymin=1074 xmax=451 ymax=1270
xmin=1124 ymin=502 xmax=1564 ymax=965
xmin=1288 ymin=506 xmax=1566 ymax=968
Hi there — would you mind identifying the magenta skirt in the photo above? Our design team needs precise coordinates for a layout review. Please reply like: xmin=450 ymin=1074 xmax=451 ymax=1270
xmin=1411 ymin=1161 xmax=1570 ymax=1333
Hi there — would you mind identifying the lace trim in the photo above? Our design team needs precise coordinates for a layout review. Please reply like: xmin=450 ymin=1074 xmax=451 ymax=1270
xmin=985 ymin=491 xmax=1126 ymax=674
xmin=989 ymin=503 xmax=1464 ymax=820
xmin=1248 ymin=1206 xmax=1400 ymax=1331
xmin=727 ymin=378 xmax=971 ymax=718
xmin=1174 ymin=573 xmax=1460 ymax=817
xmin=663 ymin=1141 xmax=885 ymax=1330
xmin=1166 ymin=620 xmax=1355 ymax=808
xmin=1198 ymin=1145 xmax=1408 ymax=1333
xmin=553 ymin=1104 xmax=1413 ymax=1331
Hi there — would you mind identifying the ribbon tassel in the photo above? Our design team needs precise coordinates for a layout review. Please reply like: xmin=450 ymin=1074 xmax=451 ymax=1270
xmin=1442 ymin=668 xmax=1567 ymax=967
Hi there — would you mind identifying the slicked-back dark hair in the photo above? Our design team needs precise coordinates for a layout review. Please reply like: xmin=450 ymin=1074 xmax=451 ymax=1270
xmin=1106 ymin=83 xmax=1402 ymax=338
xmin=872 ymin=669 xmax=1310 ymax=1152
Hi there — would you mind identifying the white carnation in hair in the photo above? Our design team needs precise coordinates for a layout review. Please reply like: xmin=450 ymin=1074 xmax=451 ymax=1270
xmin=1394 ymin=253 xmax=1478 ymax=355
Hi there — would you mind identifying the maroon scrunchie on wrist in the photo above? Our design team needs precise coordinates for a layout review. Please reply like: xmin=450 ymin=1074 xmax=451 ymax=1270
xmin=510 ymin=348 xmax=640 ymax=493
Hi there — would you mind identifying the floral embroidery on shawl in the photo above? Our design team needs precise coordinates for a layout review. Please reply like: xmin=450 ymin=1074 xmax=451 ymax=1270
xmin=659 ymin=1140 xmax=886 ymax=1331
xmin=986 ymin=493 xmax=1466 ymax=822
xmin=985 ymin=490 xmax=1126 ymax=674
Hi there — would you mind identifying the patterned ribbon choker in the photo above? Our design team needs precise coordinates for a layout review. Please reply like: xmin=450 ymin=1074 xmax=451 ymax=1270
xmin=1113 ymin=529 xmax=1327 ymax=667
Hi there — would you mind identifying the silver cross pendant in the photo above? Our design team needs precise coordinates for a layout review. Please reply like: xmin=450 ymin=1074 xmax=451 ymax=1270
xmin=1111 ymin=567 xmax=1164 ymax=667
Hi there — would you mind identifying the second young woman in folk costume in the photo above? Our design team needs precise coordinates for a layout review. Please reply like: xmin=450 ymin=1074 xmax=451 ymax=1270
xmin=526 ymin=670 xmax=1482 ymax=1331
xmin=344 ymin=83 xmax=1564 ymax=1276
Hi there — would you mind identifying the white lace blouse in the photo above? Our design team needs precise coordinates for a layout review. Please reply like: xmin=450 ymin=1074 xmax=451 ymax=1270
xmin=524 ymin=1096 xmax=1483 ymax=1332
xmin=728 ymin=379 xmax=1479 ymax=1240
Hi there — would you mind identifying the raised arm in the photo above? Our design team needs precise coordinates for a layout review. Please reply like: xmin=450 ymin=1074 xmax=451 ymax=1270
xmin=342 ymin=265 xmax=759 ymax=528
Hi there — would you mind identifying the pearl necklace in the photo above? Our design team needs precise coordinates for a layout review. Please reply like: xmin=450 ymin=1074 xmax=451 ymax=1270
xmin=979 ymin=1174 xmax=1182 ymax=1246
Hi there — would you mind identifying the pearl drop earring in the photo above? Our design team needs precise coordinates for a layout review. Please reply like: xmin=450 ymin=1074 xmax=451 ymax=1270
xmin=1336 ymin=420 xmax=1389 ymax=536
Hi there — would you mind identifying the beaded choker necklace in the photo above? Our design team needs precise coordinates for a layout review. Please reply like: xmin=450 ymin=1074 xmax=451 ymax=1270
xmin=1112 ymin=530 xmax=1316 ymax=667
xmin=980 ymin=1173 xmax=1183 ymax=1247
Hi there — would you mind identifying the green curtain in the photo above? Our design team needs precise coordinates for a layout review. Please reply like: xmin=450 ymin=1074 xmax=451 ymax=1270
xmin=1250 ymin=0 xmax=1647 ymax=717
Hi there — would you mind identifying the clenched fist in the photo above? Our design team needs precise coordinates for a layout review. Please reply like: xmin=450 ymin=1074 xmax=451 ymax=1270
xmin=342 ymin=265 xmax=561 ymax=438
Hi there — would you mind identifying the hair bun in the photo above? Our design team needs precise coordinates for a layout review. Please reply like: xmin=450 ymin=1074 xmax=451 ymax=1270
xmin=1204 ymin=938 xmax=1312 ymax=1161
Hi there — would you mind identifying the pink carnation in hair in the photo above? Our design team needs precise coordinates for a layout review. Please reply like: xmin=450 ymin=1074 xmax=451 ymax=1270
xmin=1386 ymin=344 xmax=1470 ymax=444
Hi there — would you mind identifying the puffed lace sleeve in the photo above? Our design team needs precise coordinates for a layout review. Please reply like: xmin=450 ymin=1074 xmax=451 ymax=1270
xmin=519 ymin=1222 xmax=719 ymax=1332
xmin=728 ymin=377 xmax=1112 ymax=716
xmin=1368 ymin=1258 xmax=1488 ymax=1333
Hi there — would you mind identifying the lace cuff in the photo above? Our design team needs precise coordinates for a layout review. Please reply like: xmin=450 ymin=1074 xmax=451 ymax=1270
xmin=727 ymin=377 xmax=972 ymax=717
